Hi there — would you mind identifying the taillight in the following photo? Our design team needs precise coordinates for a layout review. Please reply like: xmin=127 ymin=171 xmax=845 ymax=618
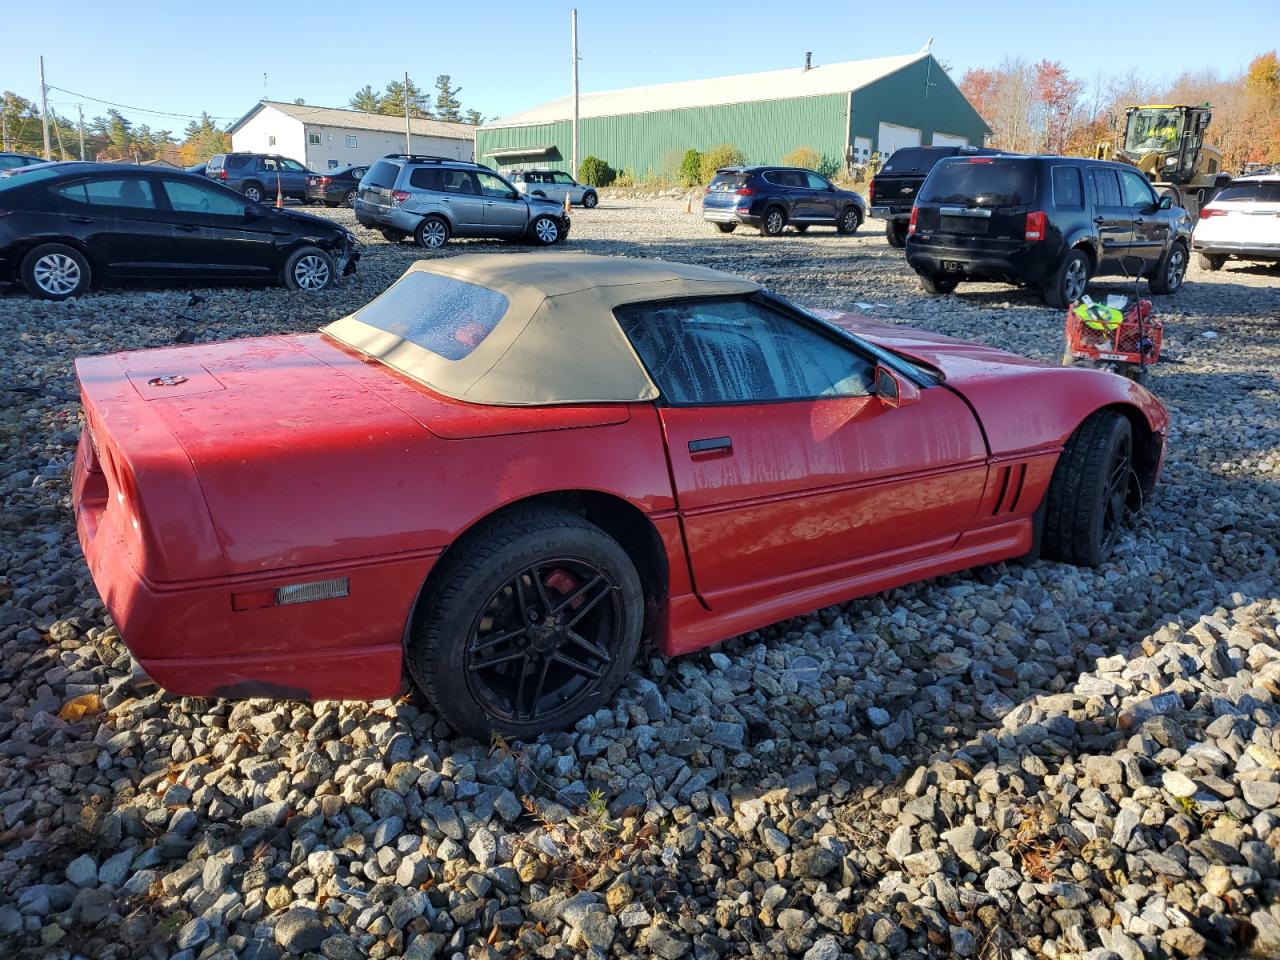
xmin=966 ymin=157 xmax=995 ymax=164
xmin=908 ymin=206 xmax=918 ymax=235
xmin=391 ymin=190 xmax=411 ymax=205
xmin=217 ymin=169 xmax=227 ymax=180
xmin=1198 ymin=206 xmax=1226 ymax=218
xmin=735 ymin=187 xmax=753 ymax=196
xmin=869 ymin=181 xmax=877 ymax=202
xmin=1024 ymin=210 xmax=1047 ymax=242
xmin=319 ymin=177 xmax=331 ymax=186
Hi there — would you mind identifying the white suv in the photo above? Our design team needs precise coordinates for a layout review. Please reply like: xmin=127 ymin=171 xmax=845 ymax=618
xmin=1193 ymin=175 xmax=1280 ymax=270
xmin=510 ymin=169 xmax=599 ymax=208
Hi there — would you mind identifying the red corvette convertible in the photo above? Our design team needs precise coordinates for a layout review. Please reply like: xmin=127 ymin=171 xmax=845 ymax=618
xmin=73 ymin=254 xmax=1168 ymax=738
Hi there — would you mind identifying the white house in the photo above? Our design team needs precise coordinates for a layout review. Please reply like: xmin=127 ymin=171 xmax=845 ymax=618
xmin=229 ymin=101 xmax=475 ymax=170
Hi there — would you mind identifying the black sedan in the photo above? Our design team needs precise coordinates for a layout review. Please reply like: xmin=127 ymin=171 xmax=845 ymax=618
xmin=305 ymin=165 xmax=369 ymax=207
xmin=0 ymin=163 xmax=359 ymax=299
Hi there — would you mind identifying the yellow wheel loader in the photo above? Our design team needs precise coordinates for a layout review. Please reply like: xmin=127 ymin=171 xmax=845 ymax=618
xmin=1096 ymin=105 xmax=1232 ymax=217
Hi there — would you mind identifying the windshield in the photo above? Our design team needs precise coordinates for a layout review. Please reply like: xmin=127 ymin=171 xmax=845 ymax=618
xmin=1125 ymin=109 xmax=1185 ymax=152
xmin=918 ymin=158 xmax=1036 ymax=207
xmin=1213 ymin=180 xmax=1280 ymax=203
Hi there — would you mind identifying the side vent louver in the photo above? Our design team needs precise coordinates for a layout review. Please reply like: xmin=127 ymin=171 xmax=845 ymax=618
xmin=991 ymin=463 xmax=1028 ymax=516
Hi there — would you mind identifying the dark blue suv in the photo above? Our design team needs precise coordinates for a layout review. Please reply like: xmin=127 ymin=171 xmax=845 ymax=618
xmin=703 ymin=165 xmax=865 ymax=237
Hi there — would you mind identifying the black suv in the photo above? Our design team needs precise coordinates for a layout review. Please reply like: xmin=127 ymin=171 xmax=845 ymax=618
xmin=870 ymin=145 xmax=1005 ymax=247
xmin=703 ymin=166 xmax=865 ymax=236
xmin=906 ymin=155 xmax=1194 ymax=306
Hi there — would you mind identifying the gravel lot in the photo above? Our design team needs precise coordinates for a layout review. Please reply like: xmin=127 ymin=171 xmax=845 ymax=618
xmin=1 ymin=197 xmax=1279 ymax=960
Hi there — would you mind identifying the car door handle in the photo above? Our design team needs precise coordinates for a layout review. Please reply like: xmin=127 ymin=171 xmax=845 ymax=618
xmin=69 ymin=216 xmax=93 ymax=224
xmin=176 ymin=224 xmax=199 ymax=232
xmin=688 ymin=436 xmax=732 ymax=454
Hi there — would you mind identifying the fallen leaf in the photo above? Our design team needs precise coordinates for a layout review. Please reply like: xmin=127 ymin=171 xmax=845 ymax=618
xmin=58 ymin=693 xmax=103 ymax=721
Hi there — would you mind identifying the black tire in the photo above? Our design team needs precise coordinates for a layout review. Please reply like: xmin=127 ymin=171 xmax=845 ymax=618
xmin=1042 ymin=410 xmax=1134 ymax=567
xmin=344 ymin=189 xmax=357 ymax=207
xmin=281 ymin=245 xmax=334 ymax=291
xmin=760 ymin=206 xmax=787 ymax=236
xmin=886 ymin=220 xmax=908 ymax=248
xmin=380 ymin=228 xmax=407 ymax=244
xmin=836 ymin=205 xmax=861 ymax=235
xmin=1149 ymin=241 xmax=1187 ymax=295
xmin=714 ymin=223 xmax=737 ymax=234
xmin=407 ymin=507 xmax=644 ymax=740
xmin=581 ymin=191 xmax=598 ymax=209
xmin=1043 ymin=249 xmax=1091 ymax=309
xmin=415 ymin=216 xmax=451 ymax=249
xmin=528 ymin=215 xmax=562 ymax=246
xmin=241 ymin=182 xmax=264 ymax=203
xmin=323 ymin=201 xmax=339 ymax=208
xmin=20 ymin=243 xmax=91 ymax=300
xmin=1198 ymin=253 xmax=1225 ymax=271
xmin=919 ymin=273 xmax=958 ymax=295
xmin=793 ymin=224 xmax=809 ymax=233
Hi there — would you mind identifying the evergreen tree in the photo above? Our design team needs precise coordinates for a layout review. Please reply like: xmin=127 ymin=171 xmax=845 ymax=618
xmin=434 ymin=75 xmax=462 ymax=121
xmin=463 ymin=109 xmax=483 ymax=126
xmin=349 ymin=85 xmax=381 ymax=113
xmin=379 ymin=77 xmax=432 ymax=119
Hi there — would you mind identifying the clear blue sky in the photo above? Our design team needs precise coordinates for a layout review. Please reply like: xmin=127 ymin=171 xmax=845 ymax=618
xmin=1 ymin=0 xmax=1272 ymax=130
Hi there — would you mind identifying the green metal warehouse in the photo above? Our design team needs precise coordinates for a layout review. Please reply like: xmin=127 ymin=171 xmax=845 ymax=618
xmin=477 ymin=49 xmax=991 ymax=178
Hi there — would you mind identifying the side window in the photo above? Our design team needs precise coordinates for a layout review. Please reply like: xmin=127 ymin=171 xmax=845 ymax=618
xmin=55 ymin=177 xmax=157 ymax=210
xmin=1090 ymin=168 xmax=1121 ymax=207
xmin=308 ymin=132 xmax=321 ymax=145
xmin=161 ymin=178 xmax=248 ymax=216
xmin=805 ymin=172 xmax=831 ymax=190
xmin=1052 ymin=166 xmax=1084 ymax=209
xmin=1119 ymin=169 xmax=1156 ymax=209
xmin=476 ymin=171 xmax=515 ymax=198
xmin=352 ymin=168 xmax=367 ymax=180
xmin=261 ymin=158 xmax=278 ymax=172
xmin=409 ymin=168 xmax=444 ymax=191
xmin=281 ymin=159 xmax=306 ymax=172
xmin=553 ymin=173 xmax=575 ymax=184
xmin=345 ymin=135 xmax=357 ymax=149
xmin=615 ymin=298 xmax=876 ymax=405
xmin=441 ymin=169 xmax=476 ymax=194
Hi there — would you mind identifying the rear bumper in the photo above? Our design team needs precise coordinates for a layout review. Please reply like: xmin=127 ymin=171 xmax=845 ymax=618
xmin=869 ymin=205 xmax=912 ymax=221
xmin=906 ymin=241 xmax=1053 ymax=284
xmin=1192 ymin=238 xmax=1280 ymax=259
xmin=703 ymin=207 xmax=757 ymax=226
xmin=73 ymin=431 xmax=428 ymax=701
xmin=305 ymin=186 xmax=342 ymax=203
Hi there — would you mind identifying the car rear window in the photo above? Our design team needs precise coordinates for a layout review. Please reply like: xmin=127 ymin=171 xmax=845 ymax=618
xmin=919 ymin=158 xmax=1036 ymax=206
xmin=708 ymin=173 xmax=748 ymax=192
xmin=364 ymin=160 xmax=402 ymax=189
xmin=881 ymin=148 xmax=950 ymax=174
xmin=0 ymin=166 xmax=59 ymax=189
xmin=1214 ymin=181 xmax=1280 ymax=203
xmin=347 ymin=271 xmax=507 ymax=361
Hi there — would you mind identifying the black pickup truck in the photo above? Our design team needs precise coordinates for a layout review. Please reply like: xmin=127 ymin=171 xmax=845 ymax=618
xmin=870 ymin=145 xmax=1005 ymax=247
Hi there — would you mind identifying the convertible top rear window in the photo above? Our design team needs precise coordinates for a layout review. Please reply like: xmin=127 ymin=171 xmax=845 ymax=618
xmin=348 ymin=271 xmax=507 ymax=361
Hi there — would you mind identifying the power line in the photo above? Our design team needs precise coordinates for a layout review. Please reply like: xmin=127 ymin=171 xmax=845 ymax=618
xmin=44 ymin=84 xmax=238 ymax=122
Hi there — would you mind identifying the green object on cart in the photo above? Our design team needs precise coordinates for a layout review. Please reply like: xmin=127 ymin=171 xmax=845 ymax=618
xmin=1073 ymin=301 xmax=1124 ymax=332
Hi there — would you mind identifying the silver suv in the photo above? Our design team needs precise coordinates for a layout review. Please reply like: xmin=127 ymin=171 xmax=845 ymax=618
xmin=510 ymin=169 xmax=599 ymax=208
xmin=353 ymin=155 xmax=570 ymax=248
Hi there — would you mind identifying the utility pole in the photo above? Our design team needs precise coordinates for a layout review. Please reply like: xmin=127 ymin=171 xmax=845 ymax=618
xmin=77 ymin=104 xmax=85 ymax=160
xmin=403 ymin=71 xmax=412 ymax=154
xmin=1 ymin=112 xmax=9 ymax=153
xmin=38 ymin=55 xmax=51 ymax=160
xmin=571 ymin=9 xmax=579 ymax=178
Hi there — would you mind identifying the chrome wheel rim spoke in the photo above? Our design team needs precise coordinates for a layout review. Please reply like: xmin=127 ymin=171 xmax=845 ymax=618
xmin=34 ymin=254 xmax=80 ymax=294
xmin=295 ymin=256 xmax=328 ymax=289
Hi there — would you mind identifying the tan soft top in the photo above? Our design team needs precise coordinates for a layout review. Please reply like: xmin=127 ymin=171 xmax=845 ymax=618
xmin=323 ymin=252 xmax=761 ymax=405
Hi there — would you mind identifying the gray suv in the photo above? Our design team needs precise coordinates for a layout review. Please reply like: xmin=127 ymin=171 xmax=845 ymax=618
xmin=353 ymin=155 xmax=570 ymax=248
xmin=206 ymin=153 xmax=313 ymax=203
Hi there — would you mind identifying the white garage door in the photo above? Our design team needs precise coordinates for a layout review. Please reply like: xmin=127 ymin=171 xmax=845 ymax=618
xmin=932 ymin=132 xmax=969 ymax=147
xmin=877 ymin=122 xmax=921 ymax=156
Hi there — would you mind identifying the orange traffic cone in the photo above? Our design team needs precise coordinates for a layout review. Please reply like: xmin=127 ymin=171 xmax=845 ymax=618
xmin=564 ymin=194 xmax=571 ymax=215
xmin=275 ymin=172 xmax=284 ymax=209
